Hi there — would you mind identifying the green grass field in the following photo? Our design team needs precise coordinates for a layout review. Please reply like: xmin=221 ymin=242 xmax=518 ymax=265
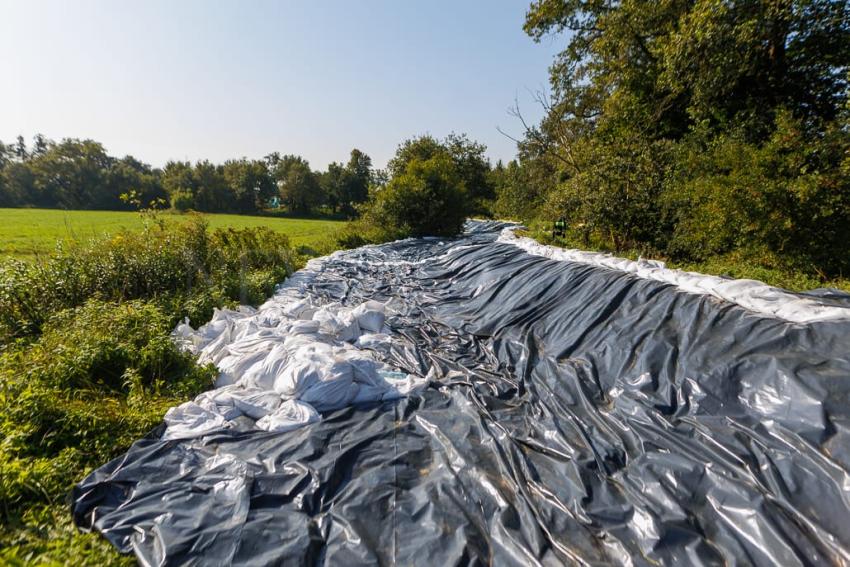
xmin=0 ymin=208 xmax=344 ymax=258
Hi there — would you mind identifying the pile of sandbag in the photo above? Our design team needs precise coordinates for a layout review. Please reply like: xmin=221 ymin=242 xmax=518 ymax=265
xmin=167 ymin=277 xmax=425 ymax=440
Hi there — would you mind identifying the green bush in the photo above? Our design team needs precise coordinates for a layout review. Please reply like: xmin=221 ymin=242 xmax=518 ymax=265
xmin=374 ymin=154 xmax=469 ymax=237
xmin=0 ymin=217 xmax=296 ymax=342
xmin=0 ymin=300 xmax=215 ymax=510
xmin=170 ymin=190 xmax=194 ymax=212
xmin=355 ymin=153 xmax=469 ymax=241
xmin=0 ymin=217 xmax=301 ymax=562
xmin=0 ymin=299 xmax=217 ymax=523
xmin=333 ymin=217 xmax=405 ymax=248
xmin=660 ymin=111 xmax=850 ymax=276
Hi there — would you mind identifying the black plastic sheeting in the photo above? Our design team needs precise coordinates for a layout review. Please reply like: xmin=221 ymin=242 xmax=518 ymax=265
xmin=73 ymin=221 xmax=850 ymax=566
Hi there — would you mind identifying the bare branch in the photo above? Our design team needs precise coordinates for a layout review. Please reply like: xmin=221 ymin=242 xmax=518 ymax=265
xmin=498 ymin=95 xmax=577 ymax=171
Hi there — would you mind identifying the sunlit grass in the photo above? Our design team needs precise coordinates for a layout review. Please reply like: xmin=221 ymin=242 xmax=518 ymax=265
xmin=0 ymin=208 xmax=344 ymax=258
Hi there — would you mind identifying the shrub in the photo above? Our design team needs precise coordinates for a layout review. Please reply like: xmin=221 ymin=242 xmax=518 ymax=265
xmin=170 ymin=190 xmax=194 ymax=212
xmin=0 ymin=299 xmax=217 ymax=519
xmin=27 ymin=300 xmax=213 ymax=394
xmin=366 ymin=153 xmax=469 ymax=238
xmin=0 ymin=217 xmax=296 ymax=342
xmin=666 ymin=111 xmax=850 ymax=275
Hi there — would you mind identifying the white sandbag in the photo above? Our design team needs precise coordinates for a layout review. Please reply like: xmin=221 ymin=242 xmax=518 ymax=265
xmin=335 ymin=351 xmax=384 ymax=386
xmin=163 ymin=402 xmax=227 ymax=440
xmin=240 ymin=343 xmax=290 ymax=390
xmin=281 ymin=333 xmax=333 ymax=354
xmin=171 ymin=318 xmax=202 ymax=353
xmin=216 ymin=349 xmax=269 ymax=387
xmin=255 ymin=400 xmax=320 ymax=432
xmin=280 ymin=299 xmax=313 ymax=319
xmin=198 ymin=328 xmax=236 ymax=365
xmin=279 ymin=353 xmax=355 ymax=405
xmin=353 ymin=333 xmax=392 ymax=352
xmin=299 ymin=377 xmax=359 ymax=412
xmin=231 ymin=321 xmax=262 ymax=343
xmin=351 ymin=301 xmax=386 ymax=333
xmin=312 ymin=307 xmax=360 ymax=342
xmin=231 ymin=390 xmax=283 ymax=420
xmin=273 ymin=348 xmax=331 ymax=397
xmin=195 ymin=389 xmax=243 ymax=421
xmin=288 ymin=320 xmax=321 ymax=335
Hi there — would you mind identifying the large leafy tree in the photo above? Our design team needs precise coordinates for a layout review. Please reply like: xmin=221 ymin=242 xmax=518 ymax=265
xmin=370 ymin=152 xmax=469 ymax=237
xmin=343 ymin=148 xmax=372 ymax=214
xmin=388 ymin=134 xmax=493 ymax=213
xmin=192 ymin=161 xmax=230 ymax=213
xmin=29 ymin=139 xmax=115 ymax=209
xmin=524 ymin=0 xmax=850 ymax=162
xmin=269 ymin=154 xmax=323 ymax=214
xmin=162 ymin=161 xmax=197 ymax=210
xmin=520 ymin=0 xmax=850 ymax=273
xmin=319 ymin=149 xmax=373 ymax=217
xmin=320 ymin=162 xmax=347 ymax=215
xmin=0 ymin=162 xmax=35 ymax=207
xmin=106 ymin=155 xmax=166 ymax=209
xmin=222 ymin=159 xmax=276 ymax=213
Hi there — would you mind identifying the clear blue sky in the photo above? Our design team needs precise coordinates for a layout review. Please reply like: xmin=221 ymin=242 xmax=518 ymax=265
xmin=0 ymin=0 xmax=561 ymax=170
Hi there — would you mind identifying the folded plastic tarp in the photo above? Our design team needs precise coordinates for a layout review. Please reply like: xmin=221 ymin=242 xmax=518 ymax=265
xmin=73 ymin=221 xmax=850 ymax=566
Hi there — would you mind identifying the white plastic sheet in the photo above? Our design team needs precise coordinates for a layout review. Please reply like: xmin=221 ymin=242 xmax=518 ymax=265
xmin=167 ymin=261 xmax=426 ymax=440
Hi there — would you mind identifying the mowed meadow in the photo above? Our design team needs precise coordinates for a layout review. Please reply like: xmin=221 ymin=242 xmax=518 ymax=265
xmin=0 ymin=208 xmax=344 ymax=258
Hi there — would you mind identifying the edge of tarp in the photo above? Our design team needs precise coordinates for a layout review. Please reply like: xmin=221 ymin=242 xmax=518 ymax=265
xmin=497 ymin=226 xmax=850 ymax=324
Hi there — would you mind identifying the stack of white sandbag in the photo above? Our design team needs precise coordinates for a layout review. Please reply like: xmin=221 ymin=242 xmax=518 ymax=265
xmin=166 ymin=279 xmax=426 ymax=440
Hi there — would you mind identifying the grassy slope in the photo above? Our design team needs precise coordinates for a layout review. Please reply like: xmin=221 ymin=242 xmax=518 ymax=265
xmin=0 ymin=208 xmax=344 ymax=258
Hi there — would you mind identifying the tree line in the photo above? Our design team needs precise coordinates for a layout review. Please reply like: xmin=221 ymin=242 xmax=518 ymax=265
xmin=0 ymin=135 xmax=374 ymax=216
xmin=0 ymin=132 xmax=497 ymax=219
xmin=493 ymin=0 xmax=850 ymax=278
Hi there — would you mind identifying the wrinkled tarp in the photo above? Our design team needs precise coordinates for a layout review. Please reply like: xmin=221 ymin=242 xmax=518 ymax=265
xmin=163 ymin=296 xmax=426 ymax=440
xmin=73 ymin=221 xmax=850 ymax=566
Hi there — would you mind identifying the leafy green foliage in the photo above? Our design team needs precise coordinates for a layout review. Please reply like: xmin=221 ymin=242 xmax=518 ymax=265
xmin=0 ymin=135 xmax=377 ymax=217
xmin=388 ymin=134 xmax=493 ymax=215
xmin=666 ymin=110 xmax=850 ymax=273
xmin=334 ymin=135 xmax=484 ymax=246
xmin=170 ymin=189 xmax=194 ymax=212
xmin=507 ymin=0 xmax=850 ymax=280
xmin=0 ymin=138 xmax=166 ymax=211
xmin=0 ymin=217 xmax=295 ymax=342
xmin=0 ymin=217 xmax=302 ymax=562
xmin=363 ymin=154 xmax=469 ymax=240
xmin=320 ymin=149 xmax=373 ymax=217
xmin=372 ymin=154 xmax=467 ymax=237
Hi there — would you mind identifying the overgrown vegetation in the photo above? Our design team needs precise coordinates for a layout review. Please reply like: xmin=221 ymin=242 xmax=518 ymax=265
xmin=336 ymin=134 xmax=484 ymax=245
xmin=492 ymin=0 xmax=850 ymax=284
xmin=0 ymin=215 xmax=298 ymax=563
